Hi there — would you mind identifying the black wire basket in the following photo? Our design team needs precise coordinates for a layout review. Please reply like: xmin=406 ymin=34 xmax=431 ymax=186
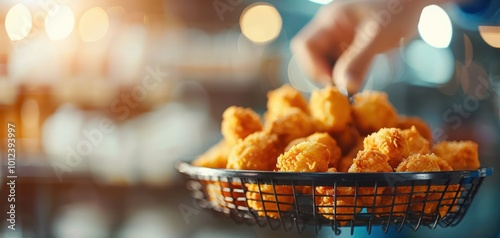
xmin=177 ymin=163 xmax=493 ymax=235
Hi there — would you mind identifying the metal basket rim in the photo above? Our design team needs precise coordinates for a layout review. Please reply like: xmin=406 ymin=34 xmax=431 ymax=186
xmin=177 ymin=162 xmax=493 ymax=181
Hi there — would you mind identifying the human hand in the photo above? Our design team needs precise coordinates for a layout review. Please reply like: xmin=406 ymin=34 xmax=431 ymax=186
xmin=291 ymin=0 xmax=448 ymax=94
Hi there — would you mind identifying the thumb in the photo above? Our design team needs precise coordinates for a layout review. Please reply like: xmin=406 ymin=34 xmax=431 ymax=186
xmin=333 ymin=22 xmax=380 ymax=95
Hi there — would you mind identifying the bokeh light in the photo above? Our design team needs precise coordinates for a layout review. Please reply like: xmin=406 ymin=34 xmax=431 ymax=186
xmin=5 ymin=4 xmax=32 ymax=41
xmin=478 ymin=26 xmax=500 ymax=48
xmin=405 ymin=40 xmax=454 ymax=85
xmin=418 ymin=5 xmax=452 ymax=48
xmin=45 ymin=5 xmax=75 ymax=41
xmin=79 ymin=7 xmax=109 ymax=42
xmin=240 ymin=3 xmax=282 ymax=44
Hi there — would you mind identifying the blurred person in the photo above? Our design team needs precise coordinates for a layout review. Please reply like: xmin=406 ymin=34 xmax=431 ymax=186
xmin=291 ymin=0 xmax=498 ymax=95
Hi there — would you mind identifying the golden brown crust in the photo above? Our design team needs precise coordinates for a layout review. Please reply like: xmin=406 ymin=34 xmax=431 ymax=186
xmin=396 ymin=154 xmax=441 ymax=172
xmin=397 ymin=116 xmax=433 ymax=142
xmin=276 ymin=141 xmax=330 ymax=172
xmin=401 ymin=126 xmax=431 ymax=158
xmin=315 ymin=186 xmax=361 ymax=224
xmin=363 ymin=128 xmax=406 ymax=169
xmin=265 ymin=108 xmax=316 ymax=146
xmin=222 ymin=106 xmax=263 ymax=146
xmin=266 ymin=84 xmax=309 ymax=116
xmin=309 ymin=86 xmax=352 ymax=133
xmin=432 ymin=141 xmax=480 ymax=170
xmin=226 ymin=131 xmax=280 ymax=171
xmin=352 ymin=91 xmax=398 ymax=135
xmin=246 ymin=184 xmax=294 ymax=218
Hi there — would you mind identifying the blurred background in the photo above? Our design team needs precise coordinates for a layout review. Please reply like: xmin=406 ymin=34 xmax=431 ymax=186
xmin=0 ymin=0 xmax=499 ymax=237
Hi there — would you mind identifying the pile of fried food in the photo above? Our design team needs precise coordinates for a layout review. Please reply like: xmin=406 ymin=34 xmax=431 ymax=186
xmin=192 ymin=85 xmax=480 ymax=221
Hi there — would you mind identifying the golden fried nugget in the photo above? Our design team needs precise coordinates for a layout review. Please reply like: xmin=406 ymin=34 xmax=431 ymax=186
xmin=276 ymin=141 xmax=330 ymax=172
xmin=300 ymin=167 xmax=339 ymax=195
xmin=432 ymin=141 xmax=480 ymax=170
xmin=309 ymin=86 xmax=351 ymax=133
xmin=192 ymin=140 xmax=230 ymax=168
xmin=397 ymin=116 xmax=432 ymax=142
xmin=246 ymin=184 xmax=294 ymax=218
xmin=226 ymin=131 xmax=280 ymax=171
xmin=349 ymin=150 xmax=393 ymax=173
xmin=351 ymin=91 xmax=398 ymax=135
xmin=427 ymin=154 xmax=453 ymax=171
xmin=222 ymin=106 xmax=263 ymax=146
xmin=307 ymin=133 xmax=342 ymax=168
xmin=401 ymin=126 xmax=431 ymax=158
xmin=348 ymin=150 xmax=393 ymax=206
xmin=330 ymin=125 xmax=362 ymax=155
xmin=396 ymin=154 xmax=441 ymax=172
xmin=265 ymin=108 xmax=316 ymax=146
xmin=266 ymin=84 xmax=309 ymax=116
xmin=363 ymin=128 xmax=406 ymax=169
xmin=285 ymin=133 xmax=341 ymax=168
xmin=315 ymin=186 xmax=361 ymax=225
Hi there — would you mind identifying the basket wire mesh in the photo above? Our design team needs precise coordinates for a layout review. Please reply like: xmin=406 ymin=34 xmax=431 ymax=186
xmin=178 ymin=163 xmax=493 ymax=235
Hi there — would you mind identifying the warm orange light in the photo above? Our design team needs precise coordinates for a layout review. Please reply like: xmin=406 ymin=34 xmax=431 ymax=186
xmin=79 ymin=7 xmax=109 ymax=42
xmin=45 ymin=5 xmax=75 ymax=41
xmin=240 ymin=3 xmax=282 ymax=44
xmin=5 ymin=4 xmax=32 ymax=41
xmin=479 ymin=26 xmax=500 ymax=48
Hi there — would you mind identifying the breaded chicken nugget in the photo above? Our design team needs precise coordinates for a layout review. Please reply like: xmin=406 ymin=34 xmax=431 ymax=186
xmin=348 ymin=150 xmax=393 ymax=206
xmin=265 ymin=108 xmax=316 ymax=146
xmin=192 ymin=140 xmax=230 ymax=168
xmin=246 ymin=184 xmax=294 ymax=218
xmin=307 ymin=133 xmax=342 ymax=168
xmin=285 ymin=133 xmax=341 ymax=168
xmin=396 ymin=154 xmax=441 ymax=172
xmin=309 ymin=86 xmax=351 ymax=133
xmin=397 ymin=116 xmax=432 ymax=142
xmin=276 ymin=141 xmax=330 ymax=172
xmin=401 ymin=126 xmax=431 ymax=158
xmin=226 ymin=131 xmax=280 ymax=171
xmin=363 ymin=128 xmax=406 ymax=169
xmin=266 ymin=84 xmax=309 ymax=115
xmin=432 ymin=141 xmax=480 ymax=170
xmin=222 ymin=106 xmax=263 ymax=146
xmin=352 ymin=91 xmax=398 ymax=135
xmin=315 ymin=186 xmax=361 ymax=225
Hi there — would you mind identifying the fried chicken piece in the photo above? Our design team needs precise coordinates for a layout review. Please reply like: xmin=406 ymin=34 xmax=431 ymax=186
xmin=432 ymin=141 xmax=480 ymax=170
xmin=363 ymin=128 xmax=406 ymax=169
xmin=222 ymin=106 xmax=263 ymax=146
xmin=330 ymin=125 xmax=362 ymax=155
xmin=308 ymin=133 xmax=342 ymax=168
xmin=309 ymin=86 xmax=351 ymax=133
xmin=192 ymin=140 xmax=230 ymax=168
xmin=372 ymin=187 xmax=412 ymax=215
xmin=226 ymin=131 xmax=280 ymax=171
xmin=276 ymin=141 xmax=330 ymax=172
xmin=411 ymin=184 xmax=461 ymax=217
xmin=351 ymin=91 xmax=398 ymax=135
xmin=396 ymin=154 xmax=441 ymax=172
xmin=246 ymin=184 xmax=294 ymax=218
xmin=265 ymin=108 xmax=316 ymax=146
xmin=397 ymin=116 xmax=432 ymax=142
xmin=348 ymin=150 xmax=393 ymax=206
xmin=401 ymin=126 xmax=431 ymax=158
xmin=266 ymin=84 xmax=309 ymax=116
xmin=285 ymin=133 xmax=342 ymax=168
xmin=315 ymin=186 xmax=361 ymax=225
